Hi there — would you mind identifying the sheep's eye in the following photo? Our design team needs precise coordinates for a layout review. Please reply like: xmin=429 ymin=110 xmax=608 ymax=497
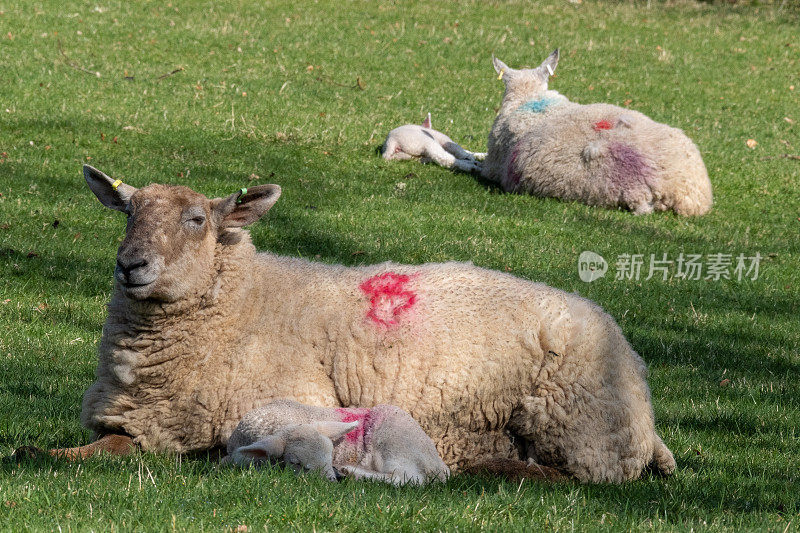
xmin=183 ymin=211 xmax=206 ymax=227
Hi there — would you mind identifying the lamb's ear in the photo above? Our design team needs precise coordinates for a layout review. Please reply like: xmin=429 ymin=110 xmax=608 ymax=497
xmin=235 ymin=436 xmax=286 ymax=459
xmin=538 ymin=48 xmax=559 ymax=79
xmin=421 ymin=112 xmax=432 ymax=129
xmin=492 ymin=56 xmax=511 ymax=80
xmin=313 ymin=421 xmax=359 ymax=441
xmin=84 ymin=165 xmax=137 ymax=212
xmin=212 ymin=184 xmax=282 ymax=228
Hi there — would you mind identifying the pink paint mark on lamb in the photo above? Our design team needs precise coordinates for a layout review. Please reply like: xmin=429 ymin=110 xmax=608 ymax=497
xmin=336 ymin=407 xmax=370 ymax=443
xmin=593 ymin=120 xmax=613 ymax=131
xmin=359 ymin=272 xmax=417 ymax=327
xmin=336 ymin=407 xmax=384 ymax=445
xmin=608 ymin=142 xmax=654 ymax=188
xmin=507 ymin=143 xmax=523 ymax=186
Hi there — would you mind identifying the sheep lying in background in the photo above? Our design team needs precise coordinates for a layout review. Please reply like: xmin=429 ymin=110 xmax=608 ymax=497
xmin=226 ymin=400 xmax=450 ymax=485
xmin=62 ymin=165 xmax=675 ymax=483
xmin=482 ymin=50 xmax=713 ymax=215
xmin=382 ymin=113 xmax=485 ymax=173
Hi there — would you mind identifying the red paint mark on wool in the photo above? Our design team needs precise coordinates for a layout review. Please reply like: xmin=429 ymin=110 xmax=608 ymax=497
xmin=593 ymin=120 xmax=613 ymax=131
xmin=360 ymin=272 xmax=417 ymax=327
xmin=336 ymin=407 xmax=372 ymax=444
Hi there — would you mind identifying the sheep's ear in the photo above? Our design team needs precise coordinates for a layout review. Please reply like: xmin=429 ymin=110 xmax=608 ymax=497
xmin=313 ymin=421 xmax=359 ymax=441
xmin=212 ymin=184 xmax=282 ymax=228
xmin=235 ymin=436 xmax=286 ymax=459
xmin=421 ymin=112 xmax=432 ymax=129
xmin=84 ymin=165 xmax=137 ymax=212
xmin=492 ymin=56 xmax=511 ymax=80
xmin=538 ymin=48 xmax=559 ymax=79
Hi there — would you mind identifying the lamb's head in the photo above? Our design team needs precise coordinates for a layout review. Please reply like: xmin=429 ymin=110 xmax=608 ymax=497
xmin=231 ymin=421 xmax=358 ymax=481
xmin=493 ymin=49 xmax=559 ymax=99
xmin=84 ymin=165 xmax=281 ymax=302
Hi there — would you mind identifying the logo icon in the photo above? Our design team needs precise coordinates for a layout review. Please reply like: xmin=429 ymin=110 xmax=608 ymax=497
xmin=578 ymin=251 xmax=607 ymax=282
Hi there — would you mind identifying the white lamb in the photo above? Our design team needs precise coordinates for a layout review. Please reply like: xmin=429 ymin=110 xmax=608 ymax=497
xmin=43 ymin=165 xmax=676 ymax=484
xmin=482 ymin=50 xmax=713 ymax=215
xmin=382 ymin=113 xmax=485 ymax=173
xmin=226 ymin=399 xmax=450 ymax=485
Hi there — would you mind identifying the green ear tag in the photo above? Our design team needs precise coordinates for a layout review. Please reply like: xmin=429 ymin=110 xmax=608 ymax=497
xmin=237 ymin=188 xmax=247 ymax=203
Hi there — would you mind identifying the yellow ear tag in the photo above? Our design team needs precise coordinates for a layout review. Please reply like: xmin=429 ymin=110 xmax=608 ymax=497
xmin=111 ymin=179 xmax=123 ymax=190
xmin=237 ymin=187 xmax=247 ymax=203
xmin=497 ymin=69 xmax=505 ymax=81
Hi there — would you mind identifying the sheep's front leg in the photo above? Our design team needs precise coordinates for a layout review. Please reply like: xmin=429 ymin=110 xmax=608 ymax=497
xmin=13 ymin=434 xmax=136 ymax=461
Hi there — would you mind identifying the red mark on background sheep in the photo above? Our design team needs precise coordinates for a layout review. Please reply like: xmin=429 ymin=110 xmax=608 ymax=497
xmin=360 ymin=272 xmax=417 ymax=326
xmin=336 ymin=407 xmax=374 ymax=444
xmin=593 ymin=120 xmax=613 ymax=131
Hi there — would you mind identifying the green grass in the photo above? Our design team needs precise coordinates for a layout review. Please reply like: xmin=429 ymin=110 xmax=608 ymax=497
xmin=1 ymin=0 xmax=798 ymax=530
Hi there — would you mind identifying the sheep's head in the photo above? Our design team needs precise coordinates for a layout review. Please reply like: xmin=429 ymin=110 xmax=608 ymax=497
xmin=493 ymin=49 xmax=559 ymax=98
xmin=84 ymin=165 xmax=281 ymax=302
xmin=231 ymin=421 xmax=358 ymax=481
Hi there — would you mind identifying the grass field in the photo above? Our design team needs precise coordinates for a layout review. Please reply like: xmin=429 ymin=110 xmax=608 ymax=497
xmin=1 ymin=0 xmax=798 ymax=530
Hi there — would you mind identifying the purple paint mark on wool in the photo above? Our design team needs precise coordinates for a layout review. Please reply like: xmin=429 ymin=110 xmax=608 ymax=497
xmin=507 ymin=143 xmax=523 ymax=186
xmin=608 ymin=143 xmax=653 ymax=188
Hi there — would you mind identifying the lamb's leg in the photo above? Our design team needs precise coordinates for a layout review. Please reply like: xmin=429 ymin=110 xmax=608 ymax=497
xmin=423 ymin=143 xmax=481 ymax=173
xmin=442 ymin=141 xmax=487 ymax=162
xmin=442 ymin=141 xmax=476 ymax=160
xmin=337 ymin=464 xmax=425 ymax=486
xmin=12 ymin=434 xmax=136 ymax=461
xmin=385 ymin=150 xmax=415 ymax=161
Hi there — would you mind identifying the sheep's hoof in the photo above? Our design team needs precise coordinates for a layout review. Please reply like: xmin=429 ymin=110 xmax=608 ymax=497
xmin=6 ymin=445 xmax=47 ymax=463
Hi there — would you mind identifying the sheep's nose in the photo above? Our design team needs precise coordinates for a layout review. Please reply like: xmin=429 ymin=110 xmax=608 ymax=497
xmin=117 ymin=257 xmax=148 ymax=278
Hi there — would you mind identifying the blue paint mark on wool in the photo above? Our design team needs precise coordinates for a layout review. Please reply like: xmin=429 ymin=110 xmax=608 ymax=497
xmin=517 ymin=97 xmax=558 ymax=113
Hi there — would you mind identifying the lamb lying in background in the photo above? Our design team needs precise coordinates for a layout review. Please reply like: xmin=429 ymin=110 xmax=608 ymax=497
xmin=482 ymin=50 xmax=713 ymax=215
xmin=226 ymin=400 xmax=449 ymax=485
xmin=382 ymin=113 xmax=486 ymax=173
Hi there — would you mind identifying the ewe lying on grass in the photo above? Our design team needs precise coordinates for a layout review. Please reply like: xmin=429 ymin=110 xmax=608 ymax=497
xmin=482 ymin=50 xmax=713 ymax=215
xmin=382 ymin=113 xmax=485 ymax=173
xmin=71 ymin=165 xmax=675 ymax=483
xmin=226 ymin=400 xmax=450 ymax=485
